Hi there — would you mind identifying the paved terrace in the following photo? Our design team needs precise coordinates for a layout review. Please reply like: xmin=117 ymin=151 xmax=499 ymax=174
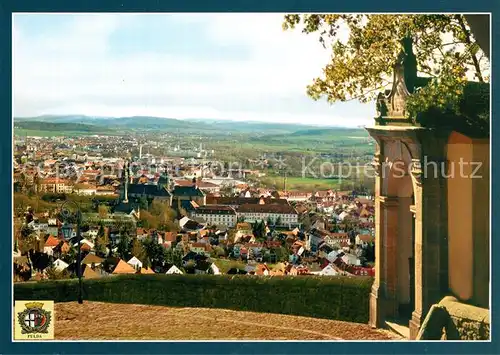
xmin=54 ymin=302 xmax=402 ymax=340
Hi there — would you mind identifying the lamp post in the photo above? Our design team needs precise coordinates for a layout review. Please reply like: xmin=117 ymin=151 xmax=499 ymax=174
xmin=60 ymin=200 xmax=83 ymax=304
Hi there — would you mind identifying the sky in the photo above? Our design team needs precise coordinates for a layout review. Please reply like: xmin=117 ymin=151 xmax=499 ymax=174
xmin=13 ymin=13 xmax=375 ymax=127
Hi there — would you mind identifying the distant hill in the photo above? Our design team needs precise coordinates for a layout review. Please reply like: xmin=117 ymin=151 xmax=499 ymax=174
xmin=289 ymin=128 xmax=367 ymax=137
xmin=250 ymin=128 xmax=369 ymax=143
xmin=13 ymin=115 xmax=342 ymax=135
xmin=14 ymin=121 xmax=113 ymax=133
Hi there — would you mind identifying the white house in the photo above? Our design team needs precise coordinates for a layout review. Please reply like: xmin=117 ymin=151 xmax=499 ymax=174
xmin=355 ymin=234 xmax=374 ymax=247
xmin=74 ymin=238 xmax=94 ymax=250
xmin=191 ymin=205 xmax=237 ymax=227
xmin=338 ymin=211 xmax=350 ymax=221
xmin=53 ymin=259 xmax=69 ymax=272
xmin=73 ymin=184 xmax=97 ymax=196
xmin=210 ymin=263 xmax=221 ymax=275
xmin=136 ymin=229 xmax=149 ymax=240
xmin=327 ymin=250 xmax=339 ymax=263
xmin=237 ymin=203 xmax=299 ymax=227
xmin=127 ymin=256 xmax=143 ymax=270
xmin=43 ymin=235 xmax=61 ymax=256
xmin=324 ymin=235 xmax=343 ymax=248
xmin=341 ymin=253 xmax=361 ymax=266
xmin=320 ymin=264 xmax=339 ymax=276
xmin=28 ymin=220 xmax=49 ymax=232
xmin=84 ymin=228 xmax=99 ymax=240
xmin=166 ymin=265 xmax=183 ymax=274
xmin=322 ymin=205 xmax=335 ymax=214
xmin=311 ymin=219 xmax=326 ymax=230
xmin=283 ymin=191 xmax=312 ymax=202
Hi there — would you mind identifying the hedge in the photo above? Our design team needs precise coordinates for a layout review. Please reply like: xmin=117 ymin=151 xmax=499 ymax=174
xmin=14 ymin=274 xmax=373 ymax=323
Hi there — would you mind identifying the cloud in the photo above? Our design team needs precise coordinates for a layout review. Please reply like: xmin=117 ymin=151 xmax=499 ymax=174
xmin=12 ymin=13 xmax=374 ymax=126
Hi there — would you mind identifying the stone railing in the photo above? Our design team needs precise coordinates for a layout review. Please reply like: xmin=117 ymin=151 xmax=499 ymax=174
xmin=416 ymin=296 xmax=489 ymax=340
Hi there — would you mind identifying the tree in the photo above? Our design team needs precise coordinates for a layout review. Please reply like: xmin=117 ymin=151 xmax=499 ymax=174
xmin=98 ymin=204 xmax=109 ymax=218
xmin=19 ymin=225 xmax=36 ymax=253
xmin=142 ymin=239 xmax=166 ymax=269
xmin=164 ymin=247 xmax=173 ymax=264
xmin=272 ymin=246 xmax=289 ymax=262
xmin=150 ymin=201 xmax=179 ymax=232
xmin=178 ymin=207 xmax=188 ymax=217
xmin=117 ymin=235 xmax=131 ymax=261
xmin=172 ymin=248 xmax=183 ymax=267
xmin=300 ymin=214 xmax=312 ymax=231
xmin=62 ymin=246 xmax=77 ymax=264
xmin=275 ymin=216 xmax=282 ymax=226
xmin=131 ymin=237 xmax=146 ymax=261
xmin=252 ymin=221 xmax=266 ymax=240
xmin=94 ymin=238 xmax=106 ymax=258
xmin=283 ymin=14 xmax=489 ymax=119
xmin=46 ymin=266 xmax=70 ymax=280
xmin=227 ymin=229 xmax=237 ymax=243
xmin=138 ymin=196 xmax=149 ymax=210
xmin=363 ymin=242 xmax=376 ymax=263
xmin=220 ymin=185 xmax=234 ymax=197
xmin=93 ymin=222 xmax=107 ymax=257
xmin=211 ymin=246 xmax=226 ymax=258
xmin=139 ymin=210 xmax=159 ymax=229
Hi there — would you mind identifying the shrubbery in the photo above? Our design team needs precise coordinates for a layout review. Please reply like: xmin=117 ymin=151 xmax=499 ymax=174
xmin=14 ymin=274 xmax=373 ymax=323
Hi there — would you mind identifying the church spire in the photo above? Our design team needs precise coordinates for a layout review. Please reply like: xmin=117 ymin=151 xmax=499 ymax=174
xmin=123 ymin=160 xmax=129 ymax=203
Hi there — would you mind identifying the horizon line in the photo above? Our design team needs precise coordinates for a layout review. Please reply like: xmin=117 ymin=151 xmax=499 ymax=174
xmin=13 ymin=114 xmax=370 ymax=128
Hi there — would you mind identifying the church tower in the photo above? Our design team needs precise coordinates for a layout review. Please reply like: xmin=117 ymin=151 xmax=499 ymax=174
xmin=123 ymin=160 xmax=129 ymax=203
xmin=158 ymin=171 xmax=169 ymax=190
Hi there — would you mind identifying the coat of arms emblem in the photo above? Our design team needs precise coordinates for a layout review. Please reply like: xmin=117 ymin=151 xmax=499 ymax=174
xmin=15 ymin=301 xmax=53 ymax=339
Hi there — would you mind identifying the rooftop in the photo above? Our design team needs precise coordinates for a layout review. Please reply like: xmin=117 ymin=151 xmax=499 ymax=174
xmin=238 ymin=203 xmax=298 ymax=215
xmin=194 ymin=205 xmax=237 ymax=215
xmin=173 ymin=185 xmax=205 ymax=197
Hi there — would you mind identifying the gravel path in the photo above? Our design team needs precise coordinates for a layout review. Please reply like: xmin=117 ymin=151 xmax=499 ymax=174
xmin=55 ymin=302 xmax=402 ymax=341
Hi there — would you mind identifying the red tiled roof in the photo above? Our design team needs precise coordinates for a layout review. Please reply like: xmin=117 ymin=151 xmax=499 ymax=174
xmin=191 ymin=243 xmax=206 ymax=249
xmin=40 ymin=178 xmax=70 ymax=184
xmin=357 ymin=234 xmax=374 ymax=243
xmin=238 ymin=203 xmax=297 ymax=214
xmin=112 ymin=260 xmax=136 ymax=274
xmin=83 ymin=266 xmax=100 ymax=279
xmin=163 ymin=232 xmax=176 ymax=242
xmin=82 ymin=254 xmax=104 ymax=265
xmin=194 ymin=205 xmax=237 ymax=215
xmin=138 ymin=267 xmax=155 ymax=274
xmin=175 ymin=180 xmax=219 ymax=188
xmin=44 ymin=235 xmax=60 ymax=247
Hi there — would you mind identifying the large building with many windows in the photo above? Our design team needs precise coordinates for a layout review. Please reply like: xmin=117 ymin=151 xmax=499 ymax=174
xmin=190 ymin=205 xmax=237 ymax=227
xmin=237 ymin=203 xmax=299 ymax=227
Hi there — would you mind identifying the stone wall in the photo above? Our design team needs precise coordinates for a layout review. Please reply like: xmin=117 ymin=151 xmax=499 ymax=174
xmin=416 ymin=296 xmax=489 ymax=340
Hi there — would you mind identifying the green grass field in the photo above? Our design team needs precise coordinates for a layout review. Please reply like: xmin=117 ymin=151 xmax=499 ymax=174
xmin=211 ymin=259 xmax=247 ymax=273
xmin=259 ymin=176 xmax=342 ymax=191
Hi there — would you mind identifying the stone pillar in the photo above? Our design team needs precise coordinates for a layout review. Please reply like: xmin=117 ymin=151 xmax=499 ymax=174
xmin=409 ymin=156 xmax=448 ymax=339
xmin=370 ymin=151 xmax=400 ymax=326
xmin=381 ymin=196 xmax=400 ymax=317
xmin=369 ymin=153 xmax=384 ymax=327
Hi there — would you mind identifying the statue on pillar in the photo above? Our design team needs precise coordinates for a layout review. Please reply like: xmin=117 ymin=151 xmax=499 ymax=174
xmin=375 ymin=36 xmax=418 ymax=125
